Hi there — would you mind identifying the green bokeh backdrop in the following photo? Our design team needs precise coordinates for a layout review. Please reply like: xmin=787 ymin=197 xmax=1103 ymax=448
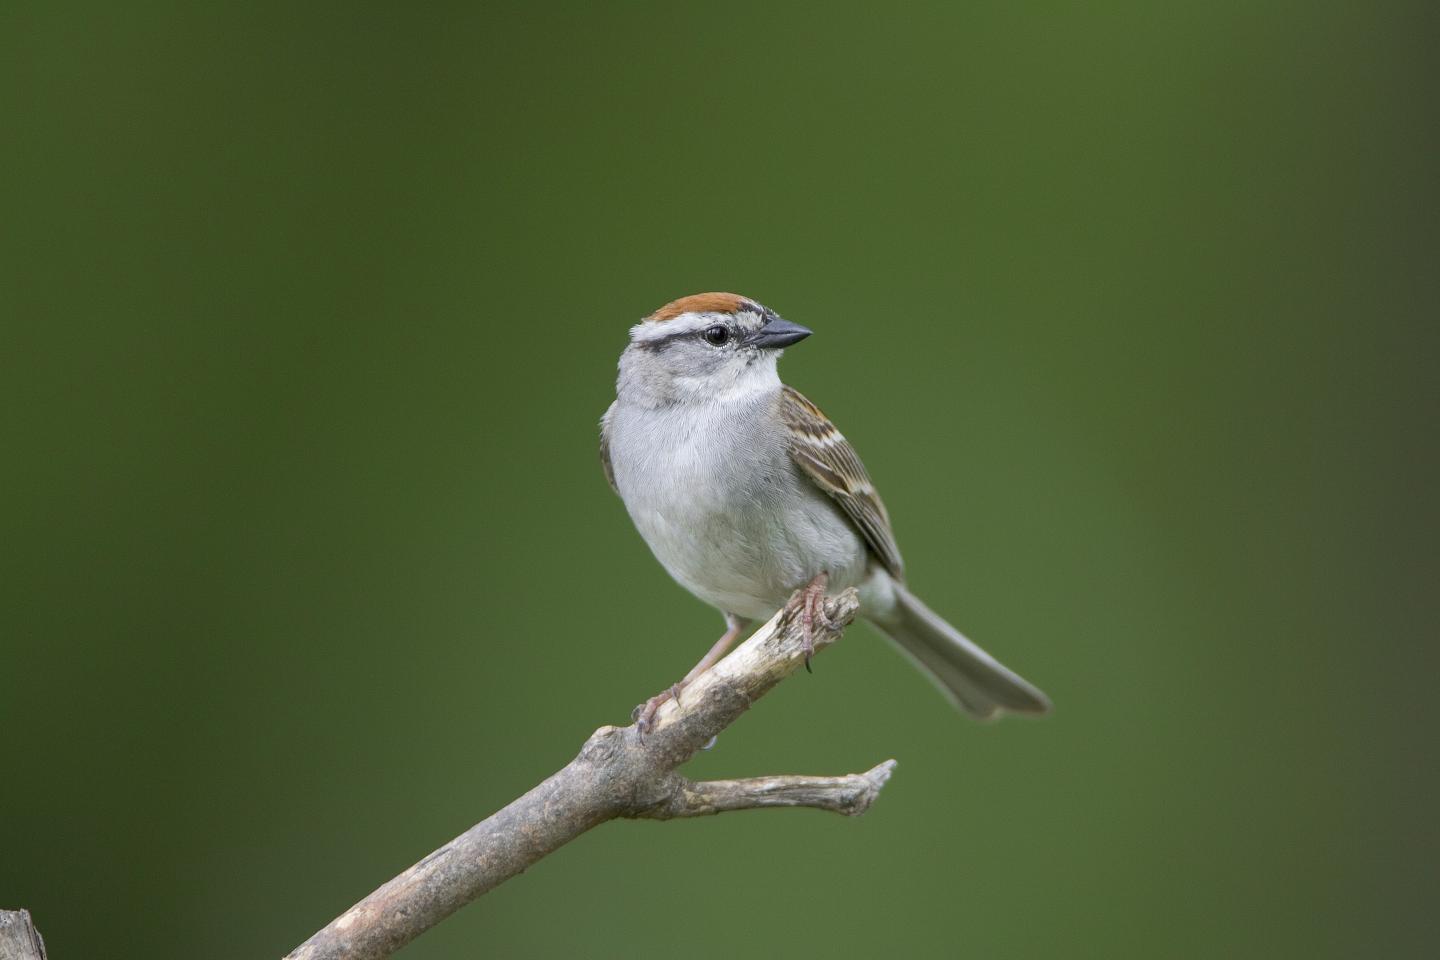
xmin=2 ymin=3 xmax=1435 ymax=957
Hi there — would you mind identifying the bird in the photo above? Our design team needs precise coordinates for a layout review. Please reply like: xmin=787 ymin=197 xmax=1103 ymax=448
xmin=600 ymin=292 xmax=1051 ymax=732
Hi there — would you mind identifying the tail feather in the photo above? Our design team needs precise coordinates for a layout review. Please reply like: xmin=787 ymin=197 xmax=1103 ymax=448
xmin=873 ymin=583 xmax=1051 ymax=720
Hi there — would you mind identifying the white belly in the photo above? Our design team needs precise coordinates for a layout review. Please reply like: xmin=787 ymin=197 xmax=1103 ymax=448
xmin=607 ymin=393 xmax=870 ymax=620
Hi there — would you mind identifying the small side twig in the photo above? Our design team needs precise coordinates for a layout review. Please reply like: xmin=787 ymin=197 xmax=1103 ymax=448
xmin=641 ymin=760 xmax=898 ymax=819
xmin=285 ymin=586 xmax=896 ymax=960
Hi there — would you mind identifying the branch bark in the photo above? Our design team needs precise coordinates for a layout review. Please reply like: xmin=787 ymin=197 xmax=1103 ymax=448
xmin=285 ymin=586 xmax=895 ymax=960
xmin=0 ymin=910 xmax=46 ymax=960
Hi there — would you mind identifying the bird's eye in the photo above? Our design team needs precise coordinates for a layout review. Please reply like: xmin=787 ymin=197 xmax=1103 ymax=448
xmin=702 ymin=325 xmax=730 ymax=346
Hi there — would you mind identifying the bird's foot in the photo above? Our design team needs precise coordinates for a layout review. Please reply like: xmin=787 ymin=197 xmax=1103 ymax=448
xmin=631 ymin=681 xmax=686 ymax=738
xmin=630 ymin=616 xmax=749 ymax=740
xmin=798 ymin=571 xmax=835 ymax=672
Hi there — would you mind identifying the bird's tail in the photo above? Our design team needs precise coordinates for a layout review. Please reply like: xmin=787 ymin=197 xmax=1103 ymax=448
xmin=872 ymin=582 xmax=1051 ymax=720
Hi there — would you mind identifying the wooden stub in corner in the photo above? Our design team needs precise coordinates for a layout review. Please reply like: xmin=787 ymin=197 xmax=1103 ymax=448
xmin=0 ymin=911 xmax=46 ymax=960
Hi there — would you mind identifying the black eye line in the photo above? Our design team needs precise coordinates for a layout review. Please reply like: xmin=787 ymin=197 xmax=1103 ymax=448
xmin=634 ymin=322 xmax=736 ymax=352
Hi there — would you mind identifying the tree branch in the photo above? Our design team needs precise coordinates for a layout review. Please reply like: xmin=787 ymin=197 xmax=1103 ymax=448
xmin=641 ymin=761 xmax=897 ymax=819
xmin=285 ymin=586 xmax=895 ymax=960
xmin=0 ymin=910 xmax=47 ymax=960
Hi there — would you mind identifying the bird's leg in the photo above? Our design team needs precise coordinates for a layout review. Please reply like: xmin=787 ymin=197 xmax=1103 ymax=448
xmin=798 ymin=571 xmax=835 ymax=672
xmin=633 ymin=614 xmax=749 ymax=737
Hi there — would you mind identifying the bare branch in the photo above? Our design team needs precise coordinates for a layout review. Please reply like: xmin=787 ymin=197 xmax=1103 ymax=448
xmin=285 ymin=587 xmax=896 ymax=960
xmin=642 ymin=760 xmax=899 ymax=819
xmin=0 ymin=910 xmax=47 ymax=960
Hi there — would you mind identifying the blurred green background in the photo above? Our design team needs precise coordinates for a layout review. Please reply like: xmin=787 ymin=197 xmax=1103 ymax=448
xmin=2 ymin=2 xmax=1436 ymax=957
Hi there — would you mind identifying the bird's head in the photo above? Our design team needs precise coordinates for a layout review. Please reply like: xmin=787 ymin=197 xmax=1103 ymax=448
xmin=618 ymin=293 xmax=812 ymax=405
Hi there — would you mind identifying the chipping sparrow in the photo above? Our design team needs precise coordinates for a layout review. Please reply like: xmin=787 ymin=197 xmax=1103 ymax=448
xmin=601 ymin=293 xmax=1051 ymax=731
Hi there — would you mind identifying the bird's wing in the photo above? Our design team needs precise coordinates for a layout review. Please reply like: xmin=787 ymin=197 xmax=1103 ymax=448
xmin=778 ymin=385 xmax=905 ymax=580
xmin=599 ymin=406 xmax=619 ymax=495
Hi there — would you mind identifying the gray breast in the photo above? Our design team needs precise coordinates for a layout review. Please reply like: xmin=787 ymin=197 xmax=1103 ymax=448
xmin=607 ymin=392 xmax=868 ymax=619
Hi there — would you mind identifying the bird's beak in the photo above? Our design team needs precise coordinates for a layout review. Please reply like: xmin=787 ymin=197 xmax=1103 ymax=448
xmin=745 ymin=317 xmax=813 ymax=349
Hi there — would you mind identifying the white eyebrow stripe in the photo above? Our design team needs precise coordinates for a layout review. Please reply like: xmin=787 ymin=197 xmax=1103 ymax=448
xmin=630 ymin=312 xmax=727 ymax=342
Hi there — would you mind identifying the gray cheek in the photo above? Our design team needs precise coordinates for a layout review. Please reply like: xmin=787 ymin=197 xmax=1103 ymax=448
xmin=667 ymin=342 xmax=727 ymax=379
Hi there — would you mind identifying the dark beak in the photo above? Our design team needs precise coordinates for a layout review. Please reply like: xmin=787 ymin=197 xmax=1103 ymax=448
xmin=745 ymin=317 xmax=813 ymax=349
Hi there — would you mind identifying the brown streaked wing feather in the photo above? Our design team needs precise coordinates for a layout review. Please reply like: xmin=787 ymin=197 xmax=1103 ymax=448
xmin=778 ymin=386 xmax=905 ymax=580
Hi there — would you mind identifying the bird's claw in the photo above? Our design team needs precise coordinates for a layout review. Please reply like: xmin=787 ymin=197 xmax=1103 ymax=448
xmin=799 ymin=571 xmax=832 ymax=671
xmin=632 ymin=681 xmax=688 ymax=740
